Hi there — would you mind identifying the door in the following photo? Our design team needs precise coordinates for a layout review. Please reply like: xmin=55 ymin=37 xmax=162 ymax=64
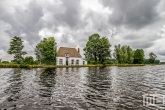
xmin=66 ymin=57 xmax=68 ymax=65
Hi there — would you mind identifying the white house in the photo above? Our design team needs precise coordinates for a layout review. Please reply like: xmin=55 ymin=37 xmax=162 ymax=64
xmin=56 ymin=47 xmax=87 ymax=65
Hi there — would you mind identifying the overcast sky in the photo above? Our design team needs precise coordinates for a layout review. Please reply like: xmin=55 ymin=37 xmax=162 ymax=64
xmin=0 ymin=0 xmax=165 ymax=61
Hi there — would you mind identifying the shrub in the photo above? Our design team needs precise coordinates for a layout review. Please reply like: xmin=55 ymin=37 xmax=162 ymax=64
xmin=2 ymin=61 xmax=9 ymax=64
xmin=22 ymin=56 xmax=34 ymax=65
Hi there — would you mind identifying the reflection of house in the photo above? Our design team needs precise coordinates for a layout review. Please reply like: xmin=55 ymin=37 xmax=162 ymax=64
xmin=56 ymin=47 xmax=87 ymax=65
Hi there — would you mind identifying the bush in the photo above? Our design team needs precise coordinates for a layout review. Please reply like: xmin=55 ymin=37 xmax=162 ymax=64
xmin=33 ymin=60 xmax=39 ymax=65
xmin=103 ymin=59 xmax=114 ymax=64
xmin=2 ymin=61 xmax=9 ymax=64
xmin=87 ymin=59 xmax=97 ymax=64
xmin=22 ymin=56 xmax=34 ymax=65
xmin=19 ymin=64 xmax=29 ymax=68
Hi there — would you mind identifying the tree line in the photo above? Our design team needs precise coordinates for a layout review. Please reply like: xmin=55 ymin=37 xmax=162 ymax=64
xmin=84 ymin=34 xmax=158 ymax=64
xmin=7 ymin=36 xmax=57 ymax=65
xmin=3 ymin=34 xmax=158 ymax=65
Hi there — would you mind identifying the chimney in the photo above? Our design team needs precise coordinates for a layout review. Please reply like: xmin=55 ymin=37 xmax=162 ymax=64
xmin=78 ymin=48 xmax=80 ymax=53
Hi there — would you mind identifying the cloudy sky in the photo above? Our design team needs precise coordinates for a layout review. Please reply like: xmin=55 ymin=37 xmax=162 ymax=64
xmin=0 ymin=0 xmax=165 ymax=61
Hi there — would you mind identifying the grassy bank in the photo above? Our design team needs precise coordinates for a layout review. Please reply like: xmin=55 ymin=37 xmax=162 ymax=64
xmin=117 ymin=64 xmax=145 ymax=67
xmin=0 ymin=63 xmax=146 ymax=68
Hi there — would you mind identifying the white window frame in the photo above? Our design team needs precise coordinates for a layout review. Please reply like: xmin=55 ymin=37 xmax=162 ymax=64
xmin=76 ymin=60 xmax=79 ymax=65
xmin=71 ymin=59 xmax=74 ymax=65
xmin=65 ymin=53 xmax=69 ymax=57
xmin=59 ymin=59 xmax=63 ymax=65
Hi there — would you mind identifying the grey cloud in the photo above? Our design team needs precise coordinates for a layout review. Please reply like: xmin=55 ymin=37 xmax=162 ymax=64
xmin=60 ymin=0 xmax=81 ymax=28
xmin=43 ymin=0 xmax=82 ymax=30
xmin=0 ymin=0 xmax=82 ymax=55
xmin=0 ymin=0 xmax=165 ymax=61
xmin=1 ymin=1 xmax=44 ymax=46
xmin=130 ymin=41 xmax=153 ymax=49
xmin=99 ymin=0 xmax=160 ymax=29
xmin=120 ymin=34 xmax=155 ymax=49
xmin=158 ymin=51 xmax=165 ymax=56
xmin=124 ymin=34 xmax=138 ymax=40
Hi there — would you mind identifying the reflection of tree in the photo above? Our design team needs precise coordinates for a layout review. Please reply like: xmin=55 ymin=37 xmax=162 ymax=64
xmin=84 ymin=67 xmax=112 ymax=109
xmin=66 ymin=67 xmax=69 ymax=72
xmin=35 ymin=68 xmax=56 ymax=109
xmin=4 ymin=69 xmax=23 ymax=107
xmin=37 ymin=68 xmax=56 ymax=97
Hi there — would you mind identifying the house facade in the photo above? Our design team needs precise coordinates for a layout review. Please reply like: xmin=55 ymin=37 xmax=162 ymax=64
xmin=56 ymin=47 xmax=87 ymax=65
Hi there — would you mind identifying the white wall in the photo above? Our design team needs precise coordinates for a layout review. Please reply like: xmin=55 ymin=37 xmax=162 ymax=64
xmin=56 ymin=57 xmax=87 ymax=65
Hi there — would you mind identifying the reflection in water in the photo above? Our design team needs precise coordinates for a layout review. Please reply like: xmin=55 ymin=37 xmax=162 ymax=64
xmin=36 ymin=68 xmax=56 ymax=109
xmin=38 ymin=68 xmax=56 ymax=97
xmin=84 ymin=67 xmax=113 ymax=109
xmin=0 ymin=66 xmax=165 ymax=109
xmin=2 ymin=69 xmax=23 ymax=109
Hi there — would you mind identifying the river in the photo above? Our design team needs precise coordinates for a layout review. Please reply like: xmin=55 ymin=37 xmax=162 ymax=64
xmin=0 ymin=66 xmax=165 ymax=110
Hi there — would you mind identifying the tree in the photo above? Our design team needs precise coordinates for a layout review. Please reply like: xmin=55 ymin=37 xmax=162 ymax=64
xmin=2 ymin=61 xmax=9 ymax=64
xmin=113 ymin=44 xmax=121 ymax=64
xmin=149 ymin=52 xmax=157 ymax=64
xmin=113 ymin=44 xmax=134 ymax=64
xmin=126 ymin=46 xmax=134 ymax=64
xmin=133 ymin=49 xmax=145 ymax=64
xmin=22 ymin=56 xmax=34 ymax=64
xmin=35 ymin=37 xmax=57 ymax=65
xmin=84 ymin=34 xmax=111 ymax=64
xmin=84 ymin=34 xmax=100 ymax=63
xmin=98 ymin=37 xmax=111 ymax=63
xmin=8 ymin=36 xmax=27 ymax=63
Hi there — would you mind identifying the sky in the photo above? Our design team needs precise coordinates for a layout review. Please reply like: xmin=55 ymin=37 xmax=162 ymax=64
xmin=0 ymin=0 xmax=165 ymax=61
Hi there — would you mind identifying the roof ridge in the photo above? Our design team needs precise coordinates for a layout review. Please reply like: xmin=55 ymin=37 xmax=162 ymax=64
xmin=60 ymin=47 xmax=76 ymax=49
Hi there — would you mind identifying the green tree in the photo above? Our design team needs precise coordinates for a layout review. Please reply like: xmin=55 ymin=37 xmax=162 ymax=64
xmin=84 ymin=34 xmax=100 ymax=63
xmin=120 ymin=45 xmax=128 ymax=63
xmin=35 ymin=37 xmax=57 ymax=65
xmin=133 ymin=49 xmax=145 ymax=64
xmin=8 ymin=36 xmax=27 ymax=63
xmin=149 ymin=52 xmax=157 ymax=64
xmin=113 ymin=44 xmax=134 ymax=64
xmin=2 ymin=61 xmax=9 ymax=64
xmin=22 ymin=56 xmax=34 ymax=64
xmin=113 ymin=44 xmax=121 ymax=64
xmin=98 ymin=37 xmax=111 ymax=63
xmin=84 ymin=34 xmax=111 ymax=64
xmin=126 ymin=46 xmax=134 ymax=64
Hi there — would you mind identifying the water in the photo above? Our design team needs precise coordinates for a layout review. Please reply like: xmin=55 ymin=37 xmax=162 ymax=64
xmin=0 ymin=66 xmax=165 ymax=110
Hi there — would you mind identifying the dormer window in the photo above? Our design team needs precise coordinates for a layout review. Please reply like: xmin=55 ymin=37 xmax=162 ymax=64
xmin=65 ymin=53 xmax=69 ymax=57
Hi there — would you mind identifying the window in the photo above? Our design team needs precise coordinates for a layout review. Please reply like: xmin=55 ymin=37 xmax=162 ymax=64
xmin=65 ymin=53 xmax=69 ymax=57
xmin=71 ymin=59 xmax=74 ymax=65
xmin=83 ymin=61 xmax=85 ymax=65
xmin=59 ymin=59 xmax=63 ymax=65
xmin=76 ymin=60 xmax=79 ymax=65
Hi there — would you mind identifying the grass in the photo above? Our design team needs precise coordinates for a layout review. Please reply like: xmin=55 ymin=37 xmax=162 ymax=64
xmin=0 ymin=63 xmax=145 ymax=68
xmin=117 ymin=64 xmax=145 ymax=67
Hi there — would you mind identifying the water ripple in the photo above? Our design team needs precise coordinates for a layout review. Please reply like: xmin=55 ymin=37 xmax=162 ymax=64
xmin=0 ymin=66 xmax=165 ymax=109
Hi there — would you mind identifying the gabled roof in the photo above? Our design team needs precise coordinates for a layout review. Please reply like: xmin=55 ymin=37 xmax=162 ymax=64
xmin=57 ymin=47 xmax=82 ymax=58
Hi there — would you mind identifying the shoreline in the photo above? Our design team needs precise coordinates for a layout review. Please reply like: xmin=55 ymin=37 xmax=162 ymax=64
xmin=0 ymin=64 xmax=148 ymax=68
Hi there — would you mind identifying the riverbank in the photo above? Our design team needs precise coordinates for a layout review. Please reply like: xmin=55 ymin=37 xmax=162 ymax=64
xmin=0 ymin=63 xmax=146 ymax=68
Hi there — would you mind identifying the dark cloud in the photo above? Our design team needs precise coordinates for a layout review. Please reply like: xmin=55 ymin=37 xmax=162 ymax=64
xmin=1 ymin=1 xmax=44 ymax=45
xmin=60 ymin=0 xmax=81 ymax=28
xmin=130 ymin=41 xmax=153 ymax=49
xmin=158 ymin=51 xmax=165 ymax=56
xmin=42 ymin=0 xmax=82 ymax=30
xmin=124 ymin=34 xmax=138 ymax=40
xmin=99 ymin=0 xmax=160 ymax=29
xmin=0 ymin=0 xmax=165 ymax=61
